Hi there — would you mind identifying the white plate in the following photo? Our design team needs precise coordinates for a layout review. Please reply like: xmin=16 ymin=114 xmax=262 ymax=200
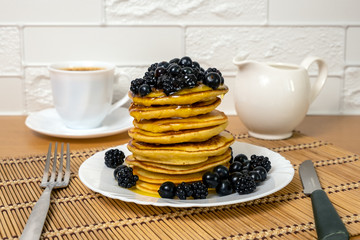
xmin=25 ymin=108 xmax=132 ymax=139
xmin=78 ymin=141 xmax=294 ymax=207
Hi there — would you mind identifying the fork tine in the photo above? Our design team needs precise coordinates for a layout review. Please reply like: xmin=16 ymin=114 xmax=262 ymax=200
xmin=64 ymin=143 xmax=71 ymax=185
xmin=49 ymin=142 xmax=58 ymax=183
xmin=41 ymin=143 xmax=52 ymax=186
xmin=56 ymin=143 xmax=65 ymax=184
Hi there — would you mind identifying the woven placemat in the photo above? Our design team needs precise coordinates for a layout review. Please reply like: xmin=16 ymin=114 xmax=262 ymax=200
xmin=1 ymin=131 xmax=359 ymax=239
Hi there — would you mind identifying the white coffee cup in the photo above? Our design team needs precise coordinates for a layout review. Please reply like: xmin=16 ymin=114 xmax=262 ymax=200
xmin=49 ymin=61 xmax=130 ymax=129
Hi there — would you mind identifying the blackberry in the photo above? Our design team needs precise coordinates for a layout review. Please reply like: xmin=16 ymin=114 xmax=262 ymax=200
xmin=104 ymin=149 xmax=125 ymax=168
xmin=191 ymin=181 xmax=208 ymax=199
xmin=131 ymin=57 xmax=224 ymax=96
xmin=130 ymin=78 xmax=145 ymax=95
xmin=184 ymin=74 xmax=197 ymax=88
xmin=233 ymin=175 xmax=256 ymax=195
xmin=148 ymin=63 xmax=158 ymax=72
xmin=114 ymin=165 xmax=139 ymax=188
xmin=175 ymin=182 xmax=193 ymax=200
xmin=249 ymin=155 xmax=271 ymax=172
xmin=158 ymin=181 xmax=176 ymax=199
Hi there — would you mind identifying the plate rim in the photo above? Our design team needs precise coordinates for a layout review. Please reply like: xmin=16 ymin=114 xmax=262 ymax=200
xmin=78 ymin=141 xmax=295 ymax=207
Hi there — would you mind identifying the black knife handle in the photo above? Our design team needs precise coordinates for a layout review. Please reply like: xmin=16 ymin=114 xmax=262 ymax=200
xmin=311 ymin=189 xmax=349 ymax=240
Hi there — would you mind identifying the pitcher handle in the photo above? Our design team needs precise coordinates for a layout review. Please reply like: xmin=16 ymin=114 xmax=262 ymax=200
xmin=300 ymin=56 xmax=328 ymax=103
xmin=108 ymin=72 xmax=131 ymax=114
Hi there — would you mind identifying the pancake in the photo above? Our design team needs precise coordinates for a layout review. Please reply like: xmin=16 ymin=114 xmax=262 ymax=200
xmin=129 ymin=97 xmax=221 ymax=121
xmin=133 ymin=167 xmax=206 ymax=184
xmin=133 ymin=110 xmax=228 ymax=133
xmin=129 ymin=84 xmax=228 ymax=106
xmin=127 ymin=131 xmax=235 ymax=160
xmin=132 ymin=154 xmax=209 ymax=165
xmin=126 ymin=148 xmax=231 ymax=174
xmin=128 ymin=122 xmax=228 ymax=144
xmin=136 ymin=181 xmax=162 ymax=196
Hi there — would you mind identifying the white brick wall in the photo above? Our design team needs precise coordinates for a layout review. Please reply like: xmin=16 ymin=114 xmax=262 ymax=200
xmin=0 ymin=0 xmax=359 ymax=115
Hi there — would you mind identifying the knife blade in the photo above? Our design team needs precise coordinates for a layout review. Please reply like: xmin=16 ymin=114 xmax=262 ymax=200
xmin=299 ymin=160 xmax=349 ymax=240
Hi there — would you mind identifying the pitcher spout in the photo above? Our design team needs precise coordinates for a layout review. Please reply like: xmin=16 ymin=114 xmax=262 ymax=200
xmin=232 ymin=53 xmax=250 ymax=68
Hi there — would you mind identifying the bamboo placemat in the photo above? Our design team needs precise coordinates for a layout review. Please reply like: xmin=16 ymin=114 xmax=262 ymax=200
xmin=1 ymin=131 xmax=359 ymax=239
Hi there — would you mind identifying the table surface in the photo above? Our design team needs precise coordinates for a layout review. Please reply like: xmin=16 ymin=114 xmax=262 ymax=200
xmin=0 ymin=115 xmax=359 ymax=157
xmin=1 ymin=114 xmax=360 ymax=239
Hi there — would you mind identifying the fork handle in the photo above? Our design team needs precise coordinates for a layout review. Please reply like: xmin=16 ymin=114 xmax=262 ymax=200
xmin=20 ymin=185 xmax=53 ymax=240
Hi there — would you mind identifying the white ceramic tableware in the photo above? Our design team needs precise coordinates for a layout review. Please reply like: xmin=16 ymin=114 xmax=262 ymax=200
xmin=49 ymin=61 xmax=130 ymax=129
xmin=233 ymin=56 xmax=327 ymax=140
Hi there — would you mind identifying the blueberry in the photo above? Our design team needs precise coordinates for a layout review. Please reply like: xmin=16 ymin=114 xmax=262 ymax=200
xmin=179 ymin=56 xmax=192 ymax=67
xmin=191 ymin=61 xmax=200 ymax=70
xmin=154 ymin=67 xmax=167 ymax=78
xmin=249 ymin=170 xmax=262 ymax=185
xmin=213 ymin=165 xmax=229 ymax=180
xmin=229 ymin=162 xmax=243 ymax=173
xmin=253 ymin=166 xmax=267 ymax=181
xmin=228 ymin=172 xmax=244 ymax=186
xmin=167 ymin=63 xmax=181 ymax=76
xmin=204 ymin=72 xmax=221 ymax=89
xmin=233 ymin=154 xmax=248 ymax=164
xmin=202 ymin=171 xmax=220 ymax=188
xmin=216 ymin=179 xmax=233 ymax=196
xmin=242 ymin=160 xmax=251 ymax=171
xmin=169 ymin=58 xmax=180 ymax=64
xmin=158 ymin=182 xmax=176 ymax=199
xmin=138 ymin=83 xmax=151 ymax=96
xmin=157 ymin=61 xmax=169 ymax=69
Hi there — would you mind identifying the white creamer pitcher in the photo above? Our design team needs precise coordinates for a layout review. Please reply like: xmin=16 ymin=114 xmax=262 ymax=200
xmin=233 ymin=56 xmax=327 ymax=140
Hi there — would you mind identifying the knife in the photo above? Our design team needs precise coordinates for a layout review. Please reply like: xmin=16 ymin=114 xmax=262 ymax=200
xmin=299 ymin=160 xmax=349 ymax=240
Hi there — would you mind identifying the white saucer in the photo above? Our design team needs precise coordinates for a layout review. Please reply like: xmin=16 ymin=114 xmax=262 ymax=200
xmin=25 ymin=108 xmax=133 ymax=139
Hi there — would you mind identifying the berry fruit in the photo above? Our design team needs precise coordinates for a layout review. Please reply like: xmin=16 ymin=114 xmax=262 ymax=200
xmin=158 ymin=182 xmax=176 ymax=199
xmin=104 ymin=149 xmax=125 ymax=168
xmin=191 ymin=181 xmax=208 ymax=199
xmin=228 ymin=172 xmax=244 ymax=186
xmin=229 ymin=162 xmax=243 ymax=173
xmin=253 ymin=166 xmax=267 ymax=181
xmin=204 ymin=72 xmax=221 ymax=89
xmin=216 ymin=179 xmax=233 ymax=196
xmin=202 ymin=171 xmax=220 ymax=188
xmin=179 ymin=56 xmax=192 ymax=67
xmin=175 ymin=182 xmax=193 ymax=200
xmin=233 ymin=153 xmax=248 ymax=164
xmin=138 ymin=83 xmax=151 ymax=97
xmin=213 ymin=165 xmax=229 ymax=180
xmin=249 ymin=170 xmax=262 ymax=185
xmin=114 ymin=165 xmax=139 ymax=188
xmin=233 ymin=175 xmax=256 ymax=195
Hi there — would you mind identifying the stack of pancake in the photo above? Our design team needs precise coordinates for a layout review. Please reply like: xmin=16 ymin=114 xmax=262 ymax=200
xmin=126 ymin=84 xmax=234 ymax=195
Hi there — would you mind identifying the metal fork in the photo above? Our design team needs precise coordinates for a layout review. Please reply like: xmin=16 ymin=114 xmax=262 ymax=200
xmin=20 ymin=142 xmax=70 ymax=240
